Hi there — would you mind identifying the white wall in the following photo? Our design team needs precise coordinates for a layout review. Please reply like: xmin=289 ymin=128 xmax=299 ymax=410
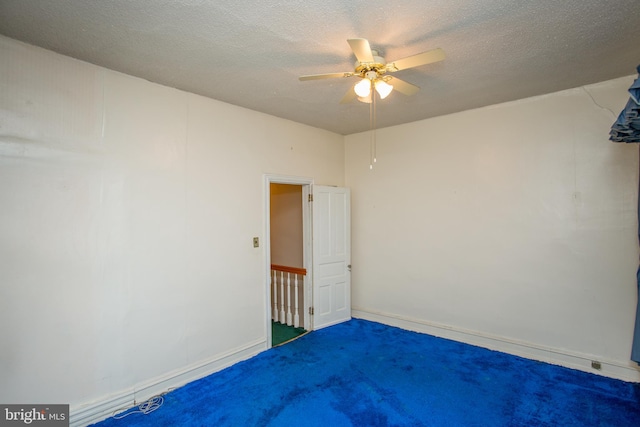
xmin=270 ymin=184 xmax=303 ymax=268
xmin=0 ymin=35 xmax=344 ymax=419
xmin=2 ymin=30 xmax=639 ymax=422
xmin=346 ymin=76 xmax=640 ymax=380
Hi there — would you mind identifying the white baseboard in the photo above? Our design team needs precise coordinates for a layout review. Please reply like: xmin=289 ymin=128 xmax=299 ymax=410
xmin=69 ymin=339 xmax=267 ymax=427
xmin=68 ymin=312 xmax=640 ymax=426
xmin=70 ymin=390 xmax=134 ymax=427
xmin=352 ymin=308 xmax=640 ymax=383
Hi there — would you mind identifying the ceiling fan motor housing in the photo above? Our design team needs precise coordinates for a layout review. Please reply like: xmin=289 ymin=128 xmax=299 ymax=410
xmin=355 ymin=52 xmax=387 ymax=79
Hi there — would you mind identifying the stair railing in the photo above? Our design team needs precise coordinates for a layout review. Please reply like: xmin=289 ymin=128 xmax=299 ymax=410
xmin=271 ymin=264 xmax=306 ymax=328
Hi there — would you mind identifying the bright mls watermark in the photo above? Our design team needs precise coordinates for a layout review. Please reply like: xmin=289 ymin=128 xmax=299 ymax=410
xmin=1 ymin=405 xmax=68 ymax=426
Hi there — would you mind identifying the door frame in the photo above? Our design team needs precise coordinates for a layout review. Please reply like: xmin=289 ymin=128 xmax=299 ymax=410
xmin=263 ymin=174 xmax=313 ymax=349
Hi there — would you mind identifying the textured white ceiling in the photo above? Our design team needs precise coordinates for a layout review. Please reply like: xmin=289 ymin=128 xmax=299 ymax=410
xmin=1 ymin=0 xmax=639 ymax=135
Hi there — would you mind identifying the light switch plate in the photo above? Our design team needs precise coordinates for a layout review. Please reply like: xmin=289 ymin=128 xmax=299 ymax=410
xmin=253 ymin=237 xmax=259 ymax=248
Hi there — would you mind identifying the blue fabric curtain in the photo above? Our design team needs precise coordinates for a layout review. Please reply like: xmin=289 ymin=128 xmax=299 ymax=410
xmin=610 ymin=65 xmax=640 ymax=363
xmin=634 ymin=249 xmax=640 ymax=363
xmin=610 ymin=66 xmax=640 ymax=144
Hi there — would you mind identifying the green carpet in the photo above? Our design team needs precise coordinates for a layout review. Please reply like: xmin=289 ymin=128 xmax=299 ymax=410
xmin=272 ymin=320 xmax=306 ymax=346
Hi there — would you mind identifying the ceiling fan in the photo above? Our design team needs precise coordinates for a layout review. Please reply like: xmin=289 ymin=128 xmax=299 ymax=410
xmin=299 ymin=38 xmax=445 ymax=103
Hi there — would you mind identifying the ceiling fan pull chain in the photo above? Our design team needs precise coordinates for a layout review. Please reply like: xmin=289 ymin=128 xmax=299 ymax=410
xmin=370 ymin=93 xmax=374 ymax=170
xmin=373 ymin=91 xmax=377 ymax=165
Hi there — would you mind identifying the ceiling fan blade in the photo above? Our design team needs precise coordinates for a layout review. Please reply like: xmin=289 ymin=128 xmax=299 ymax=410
xmin=388 ymin=76 xmax=420 ymax=96
xmin=299 ymin=72 xmax=354 ymax=81
xmin=340 ymin=86 xmax=357 ymax=104
xmin=347 ymin=38 xmax=374 ymax=63
xmin=387 ymin=48 xmax=445 ymax=72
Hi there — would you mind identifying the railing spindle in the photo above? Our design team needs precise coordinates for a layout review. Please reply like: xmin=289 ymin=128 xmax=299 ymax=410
xmin=279 ymin=271 xmax=286 ymax=324
xmin=286 ymin=272 xmax=293 ymax=326
xmin=294 ymin=274 xmax=300 ymax=328
xmin=272 ymin=270 xmax=278 ymax=322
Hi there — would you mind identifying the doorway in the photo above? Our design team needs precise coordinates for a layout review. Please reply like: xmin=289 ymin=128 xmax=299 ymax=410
xmin=264 ymin=175 xmax=352 ymax=349
xmin=270 ymin=182 xmax=308 ymax=346
xmin=264 ymin=175 xmax=313 ymax=349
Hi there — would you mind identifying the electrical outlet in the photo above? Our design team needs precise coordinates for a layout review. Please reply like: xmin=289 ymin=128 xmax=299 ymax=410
xmin=253 ymin=237 xmax=259 ymax=248
xmin=591 ymin=361 xmax=602 ymax=370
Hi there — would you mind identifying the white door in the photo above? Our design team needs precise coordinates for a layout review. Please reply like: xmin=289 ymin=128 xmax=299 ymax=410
xmin=312 ymin=185 xmax=351 ymax=329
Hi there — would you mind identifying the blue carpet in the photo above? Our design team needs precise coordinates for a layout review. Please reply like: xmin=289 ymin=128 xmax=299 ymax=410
xmin=93 ymin=319 xmax=640 ymax=426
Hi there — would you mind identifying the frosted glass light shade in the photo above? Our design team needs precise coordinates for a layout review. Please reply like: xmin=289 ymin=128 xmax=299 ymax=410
xmin=357 ymin=93 xmax=372 ymax=103
xmin=374 ymin=80 xmax=393 ymax=99
xmin=354 ymin=78 xmax=372 ymax=97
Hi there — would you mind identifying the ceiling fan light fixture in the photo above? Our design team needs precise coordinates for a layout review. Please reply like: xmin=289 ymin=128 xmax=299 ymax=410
xmin=357 ymin=93 xmax=372 ymax=103
xmin=374 ymin=80 xmax=393 ymax=99
xmin=354 ymin=78 xmax=372 ymax=97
